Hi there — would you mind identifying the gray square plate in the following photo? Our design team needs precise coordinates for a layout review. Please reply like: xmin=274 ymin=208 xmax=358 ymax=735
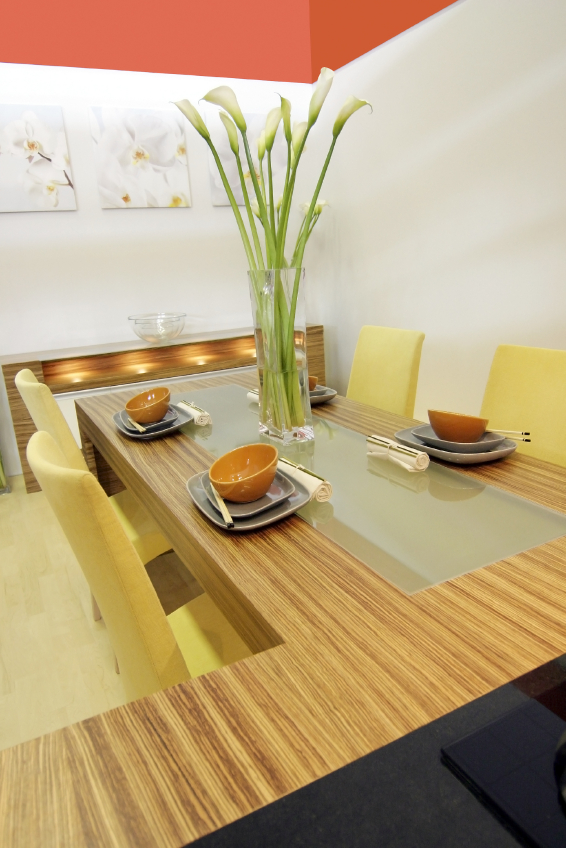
xmin=395 ymin=427 xmax=517 ymax=465
xmin=310 ymin=386 xmax=337 ymax=405
xmin=113 ymin=403 xmax=192 ymax=440
xmin=411 ymin=424 xmax=506 ymax=453
xmin=187 ymin=471 xmax=310 ymax=531
xmin=201 ymin=470 xmax=295 ymax=518
xmin=120 ymin=406 xmax=178 ymax=434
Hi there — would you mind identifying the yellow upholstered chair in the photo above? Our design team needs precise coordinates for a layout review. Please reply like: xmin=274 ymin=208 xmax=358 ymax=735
xmin=15 ymin=368 xmax=170 ymax=565
xmin=480 ymin=344 xmax=566 ymax=467
xmin=27 ymin=431 xmax=252 ymax=701
xmin=346 ymin=326 xmax=425 ymax=418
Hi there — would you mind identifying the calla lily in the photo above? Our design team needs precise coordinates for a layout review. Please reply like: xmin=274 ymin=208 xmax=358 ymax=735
xmin=300 ymin=199 xmax=329 ymax=216
xmin=251 ymin=197 xmax=261 ymax=218
xmin=276 ymin=194 xmax=283 ymax=210
xmin=219 ymin=111 xmax=239 ymax=155
xmin=264 ymin=107 xmax=281 ymax=152
xmin=333 ymin=96 xmax=372 ymax=138
xmin=202 ymin=86 xmax=247 ymax=133
xmin=292 ymin=121 xmax=307 ymax=158
xmin=279 ymin=96 xmax=292 ymax=143
xmin=256 ymin=130 xmax=266 ymax=161
xmin=173 ymin=99 xmax=210 ymax=140
xmin=308 ymin=68 xmax=334 ymax=128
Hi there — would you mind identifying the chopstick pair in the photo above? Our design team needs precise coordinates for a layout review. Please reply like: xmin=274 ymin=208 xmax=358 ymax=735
xmin=278 ymin=455 xmax=327 ymax=483
xmin=209 ymin=485 xmax=234 ymax=529
xmin=491 ymin=429 xmax=531 ymax=442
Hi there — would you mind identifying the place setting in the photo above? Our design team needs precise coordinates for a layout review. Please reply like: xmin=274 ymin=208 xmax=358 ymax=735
xmin=246 ymin=374 xmax=337 ymax=408
xmin=187 ymin=443 xmax=333 ymax=532
xmin=394 ymin=409 xmax=529 ymax=465
xmin=113 ymin=386 xmax=212 ymax=440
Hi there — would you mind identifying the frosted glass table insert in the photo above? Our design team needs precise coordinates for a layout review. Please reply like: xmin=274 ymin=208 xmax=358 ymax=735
xmin=174 ymin=385 xmax=566 ymax=594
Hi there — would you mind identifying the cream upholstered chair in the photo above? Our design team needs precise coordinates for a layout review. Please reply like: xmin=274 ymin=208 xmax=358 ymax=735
xmin=346 ymin=326 xmax=425 ymax=418
xmin=480 ymin=344 xmax=566 ymax=467
xmin=27 ymin=431 xmax=252 ymax=701
xmin=15 ymin=369 xmax=170 ymax=566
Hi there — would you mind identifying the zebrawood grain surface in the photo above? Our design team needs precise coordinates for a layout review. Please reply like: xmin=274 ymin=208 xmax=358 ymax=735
xmin=2 ymin=371 xmax=566 ymax=848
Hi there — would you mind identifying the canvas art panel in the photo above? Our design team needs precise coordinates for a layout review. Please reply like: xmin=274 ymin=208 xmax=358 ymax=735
xmin=0 ymin=105 xmax=76 ymax=213
xmin=90 ymin=107 xmax=192 ymax=209
xmin=205 ymin=109 xmax=290 ymax=207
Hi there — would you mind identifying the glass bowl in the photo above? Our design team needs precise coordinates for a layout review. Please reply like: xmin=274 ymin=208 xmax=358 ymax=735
xmin=128 ymin=313 xmax=186 ymax=344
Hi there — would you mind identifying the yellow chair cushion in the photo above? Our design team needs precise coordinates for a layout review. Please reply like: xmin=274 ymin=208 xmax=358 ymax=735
xmin=346 ymin=326 xmax=425 ymax=418
xmin=167 ymin=593 xmax=252 ymax=678
xmin=480 ymin=344 xmax=566 ymax=467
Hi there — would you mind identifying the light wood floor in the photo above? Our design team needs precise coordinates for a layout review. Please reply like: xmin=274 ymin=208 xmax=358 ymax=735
xmin=0 ymin=475 xmax=202 ymax=752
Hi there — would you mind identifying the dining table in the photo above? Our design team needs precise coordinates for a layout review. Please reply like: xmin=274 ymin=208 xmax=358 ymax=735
xmin=2 ymin=367 xmax=566 ymax=848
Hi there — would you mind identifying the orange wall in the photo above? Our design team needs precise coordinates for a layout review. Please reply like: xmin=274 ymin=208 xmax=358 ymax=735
xmin=0 ymin=0 xmax=457 ymax=82
xmin=309 ymin=0 xmax=458 ymax=79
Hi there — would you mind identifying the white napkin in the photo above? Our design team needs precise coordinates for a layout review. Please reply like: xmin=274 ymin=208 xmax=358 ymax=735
xmin=247 ymin=389 xmax=259 ymax=403
xmin=176 ymin=400 xmax=212 ymax=427
xmin=277 ymin=459 xmax=332 ymax=502
xmin=366 ymin=435 xmax=429 ymax=473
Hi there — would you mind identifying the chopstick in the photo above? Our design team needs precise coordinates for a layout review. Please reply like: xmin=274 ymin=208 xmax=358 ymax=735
xmin=490 ymin=429 xmax=531 ymax=442
xmin=210 ymin=485 xmax=234 ymax=529
xmin=278 ymin=456 xmax=327 ymax=482
xmin=178 ymin=400 xmax=208 ymax=415
xmin=127 ymin=417 xmax=146 ymax=433
xmin=366 ymin=435 xmax=423 ymax=458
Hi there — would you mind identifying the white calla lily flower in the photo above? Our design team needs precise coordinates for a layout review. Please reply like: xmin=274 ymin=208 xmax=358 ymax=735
xmin=256 ymin=130 xmax=266 ymax=161
xmin=251 ymin=197 xmax=261 ymax=218
xmin=333 ymin=96 xmax=372 ymax=138
xmin=219 ymin=111 xmax=239 ymax=155
xmin=279 ymin=96 xmax=292 ymax=143
xmin=202 ymin=86 xmax=247 ymax=133
xmin=173 ymin=99 xmax=210 ymax=140
xmin=292 ymin=121 xmax=307 ymax=158
xmin=300 ymin=199 xmax=329 ymax=217
xmin=276 ymin=194 xmax=283 ymax=210
xmin=308 ymin=68 xmax=334 ymax=128
xmin=264 ymin=107 xmax=281 ymax=152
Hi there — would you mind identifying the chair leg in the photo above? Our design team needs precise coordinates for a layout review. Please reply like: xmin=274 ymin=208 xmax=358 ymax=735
xmin=114 ymin=654 xmax=120 ymax=675
xmin=91 ymin=592 xmax=102 ymax=621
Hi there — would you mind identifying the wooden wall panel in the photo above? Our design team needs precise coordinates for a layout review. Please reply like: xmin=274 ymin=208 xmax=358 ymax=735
xmin=1 ymin=326 xmax=325 ymax=494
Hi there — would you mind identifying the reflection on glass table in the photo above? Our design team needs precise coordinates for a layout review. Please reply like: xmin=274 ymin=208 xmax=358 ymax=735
xmin=174 ymin=384 xmax=566 ymax=595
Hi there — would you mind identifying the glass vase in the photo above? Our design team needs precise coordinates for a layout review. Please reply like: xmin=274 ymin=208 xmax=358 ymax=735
xmin=248 ymin=267 xmax=313 ymax=444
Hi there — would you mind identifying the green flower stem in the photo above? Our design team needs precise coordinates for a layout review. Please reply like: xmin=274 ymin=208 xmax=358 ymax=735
xmin=236 ymin=156 xmax=264 ymax=270
xmin=0 ymin=449 xmax=6 ymax=490
xmin=242 ymin=133 xmax=276 ymax=266
xmin=276 ymin=140 xmax=292 ymax=246
xmin=207 ymin=141 xmax=257 ymax=271
xmin=275 ymin=128 xmax=311 ymax=269
xmin=267 ymin=151 xmax=277 ymax=245
xmin=285 ymin=138 xmax=337 ymax=358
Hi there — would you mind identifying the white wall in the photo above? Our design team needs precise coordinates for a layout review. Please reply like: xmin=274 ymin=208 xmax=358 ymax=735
xmin=0 ymin=63 xmax=311 ymax=473
xmin=305 ymin=0 xmax=566 ymax=422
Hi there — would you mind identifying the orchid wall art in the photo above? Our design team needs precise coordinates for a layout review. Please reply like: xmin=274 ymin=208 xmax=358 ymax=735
xmin=0 ymin=105 xmax=76 ymax=213
xmin=90 ymin=107 xmax=192 ymax=209
xmin=205 ymin=108 xmax=289 ymax=207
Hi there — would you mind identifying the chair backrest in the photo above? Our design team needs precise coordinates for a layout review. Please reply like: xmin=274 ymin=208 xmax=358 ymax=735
xmin=346 ymin=326 xmax=425 ymax=418
xmin=480 ymin=344 xmax=566 ymax=467
xmin=15 ymin=369 xmax=88 ymax=472
xmin=27 ymin=431 xmax=190 ymax=701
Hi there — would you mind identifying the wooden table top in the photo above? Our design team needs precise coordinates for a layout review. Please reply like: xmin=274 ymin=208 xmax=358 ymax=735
xmin=3 ymin=371 xmax=566 ymax=848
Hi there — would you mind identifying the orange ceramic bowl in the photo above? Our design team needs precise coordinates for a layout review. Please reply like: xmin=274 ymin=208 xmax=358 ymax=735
xmin=125 ymin=386 xmax=171 ymax=424
xmin=308 ymin=376 xmax=319 ymax=391
xmin=209 ymin=443 xmax=278 ymax=503
xmin=428 ymin=409 xmax=488 ymax=444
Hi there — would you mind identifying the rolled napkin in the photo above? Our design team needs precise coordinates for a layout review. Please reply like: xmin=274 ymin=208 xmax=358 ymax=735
xmin=176 ymin=400 xmax=212 ymax=427
xmin=366 ymin=435 xmax=429 ymax=473
xmin=247 ymin=389 xmax=259 ymax=403
xmin=277 ymin=457 xmax=332 ymax=503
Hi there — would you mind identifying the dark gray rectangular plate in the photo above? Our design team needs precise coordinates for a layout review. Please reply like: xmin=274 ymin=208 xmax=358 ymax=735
xmin=187 ymin=471 xmax=310 ymax=531
xmin=201 ymin=470 xmax=295 ymax=518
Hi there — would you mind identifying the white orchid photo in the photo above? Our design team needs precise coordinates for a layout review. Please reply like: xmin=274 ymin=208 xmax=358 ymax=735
xmin=0 ymin=105 xmax=76 ymax=213
xmin=90 ymin=107 xmax=192 ymax=209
